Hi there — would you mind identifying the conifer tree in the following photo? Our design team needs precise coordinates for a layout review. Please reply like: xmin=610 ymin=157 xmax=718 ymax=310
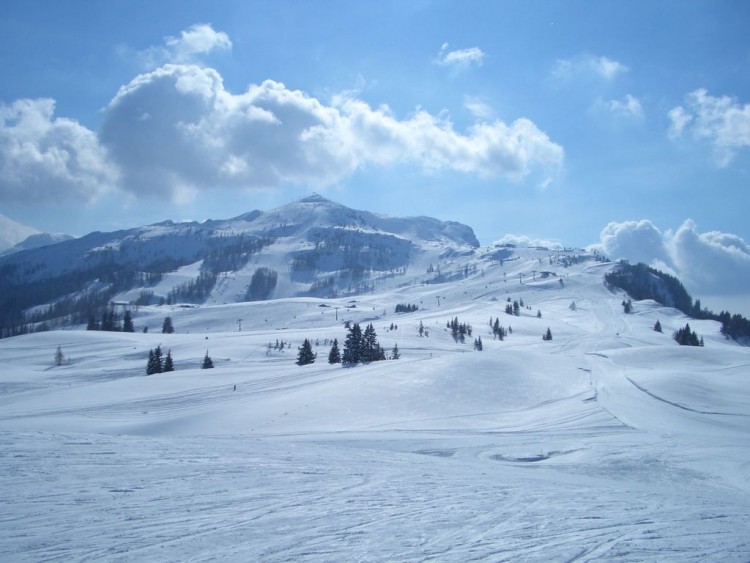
xmin=391 ymin=342 xmax=400 ymax=360
xmin=162 ymin=316 xmax=174 ymax=334
xmin=123 ymin=310 xmax=135 ymax=333
xmin=146 ymin=346 xmax=164 ymax=374
xmin=163 ymin=350 xmax=174 ymax=372
xmin=328 ymin=338 xmax=341 ymax=364
xmin=342 ymin=323 xmax=363 ymax=364
xmin=654 ymin=319 xmax=662 ymax=333
xmin=54 ymin=346 xmax=65 ymax=366
xmin=201 ymin=351 xmax=214 ymax=369
xmin=296 ymin=338 xmax=316 ymax=365
xmin=543 ymin=328 xmax=553 ymax=341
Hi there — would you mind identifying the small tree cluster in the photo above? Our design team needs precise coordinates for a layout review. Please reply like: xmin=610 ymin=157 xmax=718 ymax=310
xmin=673 ymin=323 xmax=704 ymax=347
xmin=395 ymin=303 xmax=419 ymax=313
xmin=146 ymin=346 xmax=174 ymax=374
xmin=505 ymin=300 xmax=521 ymax=316
xmin=162 ymin=316 xmax=175 ymax=334
xmin=473 ymin=336 xmax=483 ymax=351
xmin=489 ymin=317 xmax=507 ymax=340
xmin=87 ymin=308 xmax=135 ymax=333
xmin=297 ymin=338 xmax=317 ymax=365
xmin=447 ymin=317 xmax=472 ymax=343
xmin=417 ymin=321 xmax=428 ymax=337
xmin=342 ymin=323 xmax=386 ymax=365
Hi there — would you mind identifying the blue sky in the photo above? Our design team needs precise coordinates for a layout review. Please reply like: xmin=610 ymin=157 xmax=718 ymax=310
xmin=1 ymin=0 xmax=749 ymax=311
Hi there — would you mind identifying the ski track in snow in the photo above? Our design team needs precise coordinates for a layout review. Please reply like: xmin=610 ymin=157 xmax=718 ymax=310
xmin=1 ymin=247 xmax=750 ymax=561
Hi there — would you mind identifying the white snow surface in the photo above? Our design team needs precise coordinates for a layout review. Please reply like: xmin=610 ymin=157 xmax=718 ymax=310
xmin=1 ymin=247 xmax=749 ymax=561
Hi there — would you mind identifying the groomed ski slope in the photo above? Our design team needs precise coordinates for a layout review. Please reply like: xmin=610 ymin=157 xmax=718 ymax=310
xmin=1 ymin=249 xmax=749 ymax=561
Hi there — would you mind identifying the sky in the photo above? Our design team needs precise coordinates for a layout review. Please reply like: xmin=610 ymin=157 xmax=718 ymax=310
xmin=1 ymin=0 xmax=749 ymax=313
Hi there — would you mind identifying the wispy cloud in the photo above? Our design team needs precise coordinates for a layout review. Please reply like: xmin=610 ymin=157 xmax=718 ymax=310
xmin=435 ymin=43 xmax=486 ymax=71
xmin=598 ymin=94 xmax=643 ymax=118
xmin=464 ymin=96 xmax=494 ymax=119
xmin=134 ymin=23 xmax=232 ymax=68
xmin=552 ymin=54 xmax=629 ymax=82
xmin=668 ymin=89 xmax=750 ymax=167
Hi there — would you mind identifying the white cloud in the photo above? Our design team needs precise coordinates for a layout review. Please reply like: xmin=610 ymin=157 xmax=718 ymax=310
xmin=668 ymin=89 xmax=750 ymax=166
xmin=596 ymin=219 xmax=750 ymax=297
xmin=99 ymin=64 xmax=564 ymax=200
xmin=0 ymin=98 xmax=117 ymax=203
xmin=137 ymin=23 xmax=232 ymax=68
xmin=436 ymin=43 xmax=486 ymax=71
xmin=553 ymin=54 xmax=629 ymax=82
xmin=602 ymin=94 xmax=643 ymax=118
xmin=464 ymin=96 xmax=495 ymax=120
xmin=493 ymin=234 xmax=561 ymax=249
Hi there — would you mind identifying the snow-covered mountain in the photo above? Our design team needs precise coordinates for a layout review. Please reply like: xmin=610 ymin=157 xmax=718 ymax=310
xmin=0 ymin=194 xmax=481 ymax=334
xmin=0 ymin=213 xmax=39 ymax=253
xmin=0 ymin=231 xmax=75 ymax=257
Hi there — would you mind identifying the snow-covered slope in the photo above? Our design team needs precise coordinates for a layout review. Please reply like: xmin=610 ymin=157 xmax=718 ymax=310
xmin=0 ymin=232 xmax=75 ymax=256
xmin=0 ymin=213 xmax=39 ymax=253
xmin=1 ymin=245 xmax=749 ymax=561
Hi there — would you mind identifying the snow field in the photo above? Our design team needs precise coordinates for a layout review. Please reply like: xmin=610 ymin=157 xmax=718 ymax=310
xmin=1 ymin=248 xmax=749 ymax=561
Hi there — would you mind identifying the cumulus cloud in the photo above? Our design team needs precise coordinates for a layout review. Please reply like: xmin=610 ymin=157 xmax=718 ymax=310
xmin=435 ymin=43 xmax=486 ymax=71
xmin=493 ymin=234 xmax=561 ymax=249
xmin=553 ymin=54 xmax=629 ymax=82
xmin=137 ymin=23 xmax=232 ymax=67
xmin=667 ymin=89 xmax=750 ymax=166
xmin=596 ymin=220 xmax=670 ymax=266
xmin=99 ymin=64 xmax=564 ymax=200
xmin=0 ymin=98 xmax=117 ymax=203
xmin=596 ymin=219 xmax=750 ymax=296
xmin=601 ymin=94 xmax=643 ymax=118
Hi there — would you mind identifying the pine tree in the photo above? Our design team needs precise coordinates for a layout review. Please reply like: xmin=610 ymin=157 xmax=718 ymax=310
xmin=328 ymin=338 xmax=341 ymax=364
xmin=362 ymin=323 xmax=379 ymax=362
xmin=162 ymin=316 xmax=174 ymax=334
xmin=342 ymin=323 xmax=362 ymax=364
xmin=201 ymin=351 xmax=214 ymax=369
xmin=654 ymin=319 xmax=662 ymax=333
xmin=163 ymin=350 xmax=174 ymax=372
xmin=474 ymin=336 xmax=483 ymax=351
xmin=296 ymin=338 xmax=316 ymax=365
xmin=543 ymin=328 xmax=552 ymax=341
xmin=54 ymin=346 xmax=65 ymax=366
xmin=391 ymin=342 xmax=400 ymax=360
xmin=123 ymin=310 xmax=135 ymax=333
xmin=146 ymin=347 xmax=164 ymax=375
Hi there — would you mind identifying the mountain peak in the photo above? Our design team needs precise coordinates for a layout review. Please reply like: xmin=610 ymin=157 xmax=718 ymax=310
xmin=298 ymin=193 xmax=333 ymax=205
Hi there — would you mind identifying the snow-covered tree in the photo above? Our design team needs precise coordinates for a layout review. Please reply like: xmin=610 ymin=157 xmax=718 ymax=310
xmin=162 ymin=316 xmax=174 ymax=334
